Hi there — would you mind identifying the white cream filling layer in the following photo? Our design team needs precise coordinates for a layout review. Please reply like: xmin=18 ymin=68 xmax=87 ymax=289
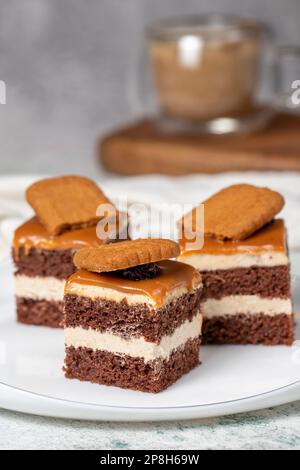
xmin=15 ymin=275 xmax=65 ymax=302
xmin=202 ymin=295 xmax=292 ymax=318
xmin=65 ymin=283 xmax=193 ymax=307
xmin=178 ymin=251 xmax=289 ymax=271
xmin=64 ymin=313 xmax=202 ymax=362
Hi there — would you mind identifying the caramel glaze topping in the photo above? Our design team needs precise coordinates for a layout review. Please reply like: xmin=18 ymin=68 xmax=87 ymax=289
xmin=180 ymin=219 xmax=286 ymax=256
xmin=13 ymin=217 xmax=103 ymax=255
xmin=65 ymin=260 xmax=202 ymax=307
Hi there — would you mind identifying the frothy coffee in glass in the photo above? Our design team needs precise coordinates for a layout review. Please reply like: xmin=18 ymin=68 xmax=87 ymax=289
xmin=148 ymin=16 xmax=263 ymax=122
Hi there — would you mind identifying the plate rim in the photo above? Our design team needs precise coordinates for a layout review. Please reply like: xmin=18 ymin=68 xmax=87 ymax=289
xmin=1 ymin=375 xmax=300 ymax=411
xmin=0 ymin=379 xmax=299 ymax=421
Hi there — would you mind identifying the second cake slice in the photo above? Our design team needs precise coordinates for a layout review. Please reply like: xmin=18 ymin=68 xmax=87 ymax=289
xmin=63 ymin=239 xmax=203 ymax=392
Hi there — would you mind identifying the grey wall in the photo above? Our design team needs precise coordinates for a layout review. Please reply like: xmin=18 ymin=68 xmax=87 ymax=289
xmin=0 ymin=0 xmax=300 ymax=178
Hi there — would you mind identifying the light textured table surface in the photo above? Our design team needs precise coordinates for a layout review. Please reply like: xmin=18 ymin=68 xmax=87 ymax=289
xmin=1 ymin=403 xmax=300 ymax=450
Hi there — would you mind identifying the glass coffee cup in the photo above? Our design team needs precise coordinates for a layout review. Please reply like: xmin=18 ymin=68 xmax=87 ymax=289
xmin=133 ymin=14 xmax=300 ymax=134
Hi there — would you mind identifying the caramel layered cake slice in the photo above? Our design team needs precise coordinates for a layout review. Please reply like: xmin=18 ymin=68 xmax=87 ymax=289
xmin=13 ymin=218 xmax=105 ymax=327
xmin=178 ymin=184 xmax=293 ymax=345
xmin=63 ymin=239 xmax=203 ymax=392
xmin=12 ymin=175 xmax=122 ymax=327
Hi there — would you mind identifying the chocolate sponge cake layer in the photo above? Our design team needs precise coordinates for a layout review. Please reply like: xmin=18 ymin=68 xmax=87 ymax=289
xmin=16 ymin=297 xmax=63 ymax=328
xmin=13 ymin=247 xmax=75 ymax=279
xmin=201 ymin=265 xmax=290 ymax=300
xmin=64 ymin=338 xmax=200 ymax=393
xmin=202 ymin=313 xmax=294 ymax=345
xmin=64 ymin=289 xmax=202 ymax=343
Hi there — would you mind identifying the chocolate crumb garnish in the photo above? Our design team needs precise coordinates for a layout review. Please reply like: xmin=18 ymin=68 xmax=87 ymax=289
xmin=115 ymin=263 xmax=161 ymax=281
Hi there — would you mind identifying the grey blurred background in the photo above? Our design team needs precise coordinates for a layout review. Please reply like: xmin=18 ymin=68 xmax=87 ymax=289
xmin=0 ymin=0 xmax=300 ymax=178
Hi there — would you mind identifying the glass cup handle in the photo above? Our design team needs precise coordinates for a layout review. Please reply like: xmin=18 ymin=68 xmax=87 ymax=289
xmin=273 ymin=46 xmax=300 ymax=113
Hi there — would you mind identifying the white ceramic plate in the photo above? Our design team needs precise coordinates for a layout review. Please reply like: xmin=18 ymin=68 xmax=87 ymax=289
xmin=0 ymin=257 xmax=300 ymax=421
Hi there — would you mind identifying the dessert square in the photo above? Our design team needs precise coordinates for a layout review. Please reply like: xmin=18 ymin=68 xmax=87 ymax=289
xmin=12 ymin=176 xmax=125 ymax=328
xmin=13 ymin=217 xmax=104 ymax=327
xmin=178 ymin=219 xmax=293 ymax=345
xmin=63 ymin=260 xmax=203 ymax=392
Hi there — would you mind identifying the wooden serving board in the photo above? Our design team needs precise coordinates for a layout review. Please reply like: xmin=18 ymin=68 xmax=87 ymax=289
xmin=99 ymin=114 xmax=300 ymax=175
